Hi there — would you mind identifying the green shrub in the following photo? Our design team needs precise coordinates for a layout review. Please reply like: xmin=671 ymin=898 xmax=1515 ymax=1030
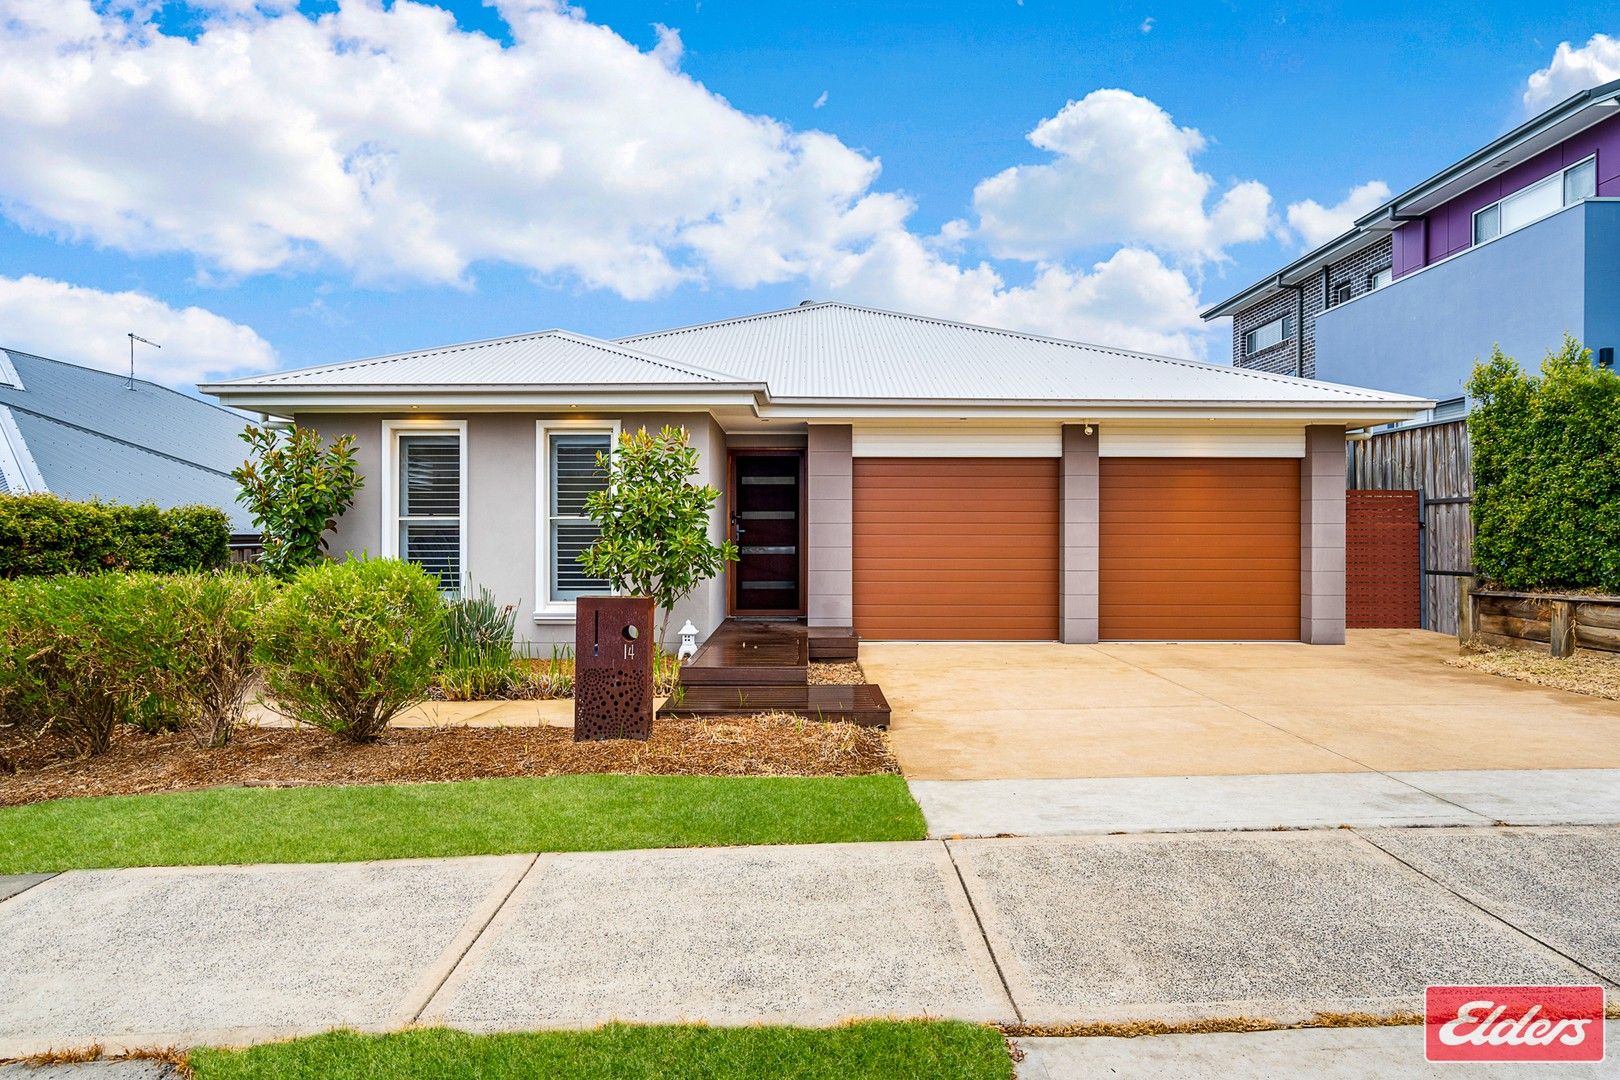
xmin=436 ymin=585 xmax=520 ymax=699
xmin=1468 ymin=338 xmax=1620 ymax=592
xmin=232 ymin=424 xmax=361 ymax=579
xmin=161 ymin=573 xmax=278 ymax=747
xmin=255 ymin=558 xmax=445 ymax=741
xmin=0 ymin=574 xmax=183 ymax=754
xmin=0 ymin=494 xmax=230 ymax=578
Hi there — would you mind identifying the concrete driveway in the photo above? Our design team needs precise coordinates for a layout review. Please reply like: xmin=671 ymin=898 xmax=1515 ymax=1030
xmin=861 ymin=629 xmax=1620 ymax=781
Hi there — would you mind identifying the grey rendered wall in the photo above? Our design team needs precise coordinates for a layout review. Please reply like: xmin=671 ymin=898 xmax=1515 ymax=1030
xmin=1060 ymin=424 xmax=1099 ymax=643
xmin=301 ymin=412 xmax=726 ymax=648
xmin=806 ymin=424 xmax=853 ymax=627
xmin=1300 ymin=425 xmax=1347 ymax=645
xmin=1314 ymin=201 xmax=1596 ymax=400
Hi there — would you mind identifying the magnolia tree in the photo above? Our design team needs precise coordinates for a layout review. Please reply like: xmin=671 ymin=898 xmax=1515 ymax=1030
xmin=232 ymin=424 xmax=362 ymax=579
xmin=579 ymin=426 xmax=738 ymax=645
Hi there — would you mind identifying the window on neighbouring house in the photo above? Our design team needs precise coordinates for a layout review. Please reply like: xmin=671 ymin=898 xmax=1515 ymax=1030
xmin=1369 ymin=267 xmax=1392 ymax=290
xmin=1243 ymin=314 xmax=1293 ymax=355
xmin=394 ymin=430 xmax=463 ymax=590
xmin=1473 ymin=155 xmax=1596 ymax=247
xmin=544 ymin=429 xmax=614 ymax=603
xmin=1331 ymin=282 xmax=1353 ymax=306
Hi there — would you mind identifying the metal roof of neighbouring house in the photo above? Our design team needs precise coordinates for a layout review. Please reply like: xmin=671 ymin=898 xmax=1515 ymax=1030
xmin=1202 ymin=77 xmax=1620 ymax=320
xmin=618 ymin=301 xmax=1428 ymax=406
xmin=229 ymin=329 xmax=748 ymax=389
xmin=0 ymin=348 xmax=254 ymax=530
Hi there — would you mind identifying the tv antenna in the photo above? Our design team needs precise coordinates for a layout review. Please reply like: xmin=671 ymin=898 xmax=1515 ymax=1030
xmin=127 ymin=333 xmax=160 ymax=390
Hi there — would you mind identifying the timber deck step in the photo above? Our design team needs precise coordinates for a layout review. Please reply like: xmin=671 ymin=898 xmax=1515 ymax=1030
xmin=806 ymin=626 xmax=859 ymax=661
xmin=679 ymin=622 xmax=809 ymax=686
xmin=658 ymin=683 xmax=891 ymax=728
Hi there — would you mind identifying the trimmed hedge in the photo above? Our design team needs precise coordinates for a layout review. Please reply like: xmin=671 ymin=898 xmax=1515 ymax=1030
xmin=0 ymin=493 xmax=229 ymax=577
xmin=1468 ymin=337 xmax=1620 ymax=593
xmin=256 ymin=558 xmax=446 ymax=741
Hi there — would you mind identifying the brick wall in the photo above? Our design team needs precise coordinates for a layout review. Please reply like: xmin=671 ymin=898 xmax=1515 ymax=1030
xmin=1230 ymin=235 xmax=1393 ymax=380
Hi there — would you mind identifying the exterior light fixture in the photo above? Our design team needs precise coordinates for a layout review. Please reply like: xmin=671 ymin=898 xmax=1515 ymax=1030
xmin=677 ymin=620 xmax=700 ymax=662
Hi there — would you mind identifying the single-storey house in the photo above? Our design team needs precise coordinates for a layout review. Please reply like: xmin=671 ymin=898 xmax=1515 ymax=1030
xmin=202 ymin=302 xmax=1430 ymax=646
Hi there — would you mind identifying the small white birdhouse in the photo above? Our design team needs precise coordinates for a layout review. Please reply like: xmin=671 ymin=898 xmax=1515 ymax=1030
xmin=677 ymin=620 xmax=700 ymax=663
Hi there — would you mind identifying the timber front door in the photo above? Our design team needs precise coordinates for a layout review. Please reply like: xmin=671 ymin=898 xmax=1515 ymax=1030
xmin=729 ymin=450 xmax=804 ymax=615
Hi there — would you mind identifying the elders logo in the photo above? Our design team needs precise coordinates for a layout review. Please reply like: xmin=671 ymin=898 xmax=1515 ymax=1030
xmin=1426 ymin=985 xmax=1606 ymax=1063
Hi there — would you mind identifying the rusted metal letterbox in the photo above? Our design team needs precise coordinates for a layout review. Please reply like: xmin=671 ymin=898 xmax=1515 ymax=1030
xmin=573 ymin=595 xmax=655 ymax=741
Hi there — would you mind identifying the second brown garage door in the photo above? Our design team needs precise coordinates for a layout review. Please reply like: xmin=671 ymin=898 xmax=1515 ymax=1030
xmin=853 ymin=458 xmax=1059 ymax=639
xmin=1099 ymin=458 xmax=1301 ymax=640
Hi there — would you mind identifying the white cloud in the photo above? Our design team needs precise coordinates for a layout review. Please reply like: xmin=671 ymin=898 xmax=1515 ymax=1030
xmin=0 ymin=275 xmax=278 ymax=384
xmin=817 ymin=239 xmax=1207 ymax=357
xmin=813 ymin=90 xmax=829 ymax=109
xmin=0 ymin=1 xmax=1227 ymax=357
xmin=1284 ymin=180 xmax=1390 ymax=249
xmin=1140 ymin=16 xmax=1154 ymax=33
xmin=1524 ymin=34 xmax=1620 ymax=114
xmin=971 ymin=89 xmax=1274 ymax=264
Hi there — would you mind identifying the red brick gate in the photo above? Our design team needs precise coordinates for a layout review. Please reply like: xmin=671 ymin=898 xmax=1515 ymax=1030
xmin=1346 ymin=489 xmax=1421 ymax=628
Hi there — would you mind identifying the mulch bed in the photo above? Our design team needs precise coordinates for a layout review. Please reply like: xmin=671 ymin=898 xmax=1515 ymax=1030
xmin=0 ymin=714 xmax=900 ymax=808
xmin=807 ymin=661 xmax=865 ymax=685
xmin=1450 ymin=646 xmax=1620 ymax=701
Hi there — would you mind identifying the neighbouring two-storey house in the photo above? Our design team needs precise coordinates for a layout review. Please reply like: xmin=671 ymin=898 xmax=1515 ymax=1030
xmin=1202 ymin=78 xmax=1620 ymax=633
xmin=1203 ymin=76 xmax=1620 ymax=405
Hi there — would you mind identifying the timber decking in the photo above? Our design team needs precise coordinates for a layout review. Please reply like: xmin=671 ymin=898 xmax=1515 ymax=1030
xmin=660 ymin=683 xmax=892 ymax=728
xmin=662 ymin=619 xmax=890 ymax=727
xmin=678 ymin=621 xmax=810 ymax=686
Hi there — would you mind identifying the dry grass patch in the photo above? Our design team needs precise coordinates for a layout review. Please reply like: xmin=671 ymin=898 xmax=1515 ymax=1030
xmin=0 ymin=714 xmax=899 ymax=807
xmin=1451 ymin=646 xmax=1620 ymax=701
xmin=808 ymin=661 xmax=865 ymax=685
xmin=999 ymin=1011 xmax=1426 ymax=1039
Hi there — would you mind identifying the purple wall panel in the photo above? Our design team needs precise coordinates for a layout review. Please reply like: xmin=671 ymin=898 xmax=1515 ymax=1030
xmin=1392 ymin=113 xmax=1620 ymax=279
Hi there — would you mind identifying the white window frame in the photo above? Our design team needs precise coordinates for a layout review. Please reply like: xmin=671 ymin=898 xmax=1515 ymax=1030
xmin=1368 ymin=266 xmax=1393 ymax=291
xmin=1472 ymin=154 xmax=1596 ymax=248
xmin=534 ymin=418 xmax=621 ymax=621
xmin=1243 ymin=314 xmax=1293 ymax=356
xmin=379 ymin=418 xmax=468 ymax=594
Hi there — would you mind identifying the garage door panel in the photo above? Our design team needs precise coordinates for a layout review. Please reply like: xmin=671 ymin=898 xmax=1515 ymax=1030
xmin=853 ymin=457 xmax=1058 ymax=640
xmin=1100 ymin=457 xmax=1300 ymax=641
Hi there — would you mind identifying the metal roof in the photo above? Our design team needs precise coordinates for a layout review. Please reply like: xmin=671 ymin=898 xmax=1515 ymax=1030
xmin=0 ymin=348 xmax=254 ymax=530
xmin=1202 ymin=76 xmax=1620 ymax=320
xmin=618 ymin=302 xmax=1426 ymax=405
xmin=212 ymin=329 xmax=744 ymax=389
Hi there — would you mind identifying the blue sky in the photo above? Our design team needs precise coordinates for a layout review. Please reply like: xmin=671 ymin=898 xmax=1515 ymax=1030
xmin=0 ymin=0 xmax=1615 ymax=387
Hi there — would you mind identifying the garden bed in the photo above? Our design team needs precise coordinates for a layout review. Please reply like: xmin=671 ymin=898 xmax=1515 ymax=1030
xmin=1450 ymin=646 xmax=1620 ymax=702
xmin=808 ymin=661 xmax=865 ymax=685
xmin=0 ymin=714 xmax=899 ymax=808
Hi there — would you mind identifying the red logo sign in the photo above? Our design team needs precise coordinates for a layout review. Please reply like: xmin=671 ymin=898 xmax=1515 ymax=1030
xmin=1426 ymin=986 xmax=1606 ymax=1062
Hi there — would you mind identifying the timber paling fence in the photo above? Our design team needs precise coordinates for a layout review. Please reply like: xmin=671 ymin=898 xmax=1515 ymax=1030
xmin=1347 ymin=418 xmax=1472 ymax=635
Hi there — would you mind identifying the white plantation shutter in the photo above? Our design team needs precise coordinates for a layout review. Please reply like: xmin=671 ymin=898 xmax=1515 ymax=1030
xmin=397 ymin=433 xmax=461 ymax=588
xmin=549 ymin=433 xmax=611 ymax=600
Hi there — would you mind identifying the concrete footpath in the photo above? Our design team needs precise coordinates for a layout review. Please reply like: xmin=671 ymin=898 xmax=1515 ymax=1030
xmin=1016 ymin=1024 xmax=1620 ymax=1079
xmin=1 ymin=827 xmax=1616 ymax=1059
xmin=910 ymin=767 xmax=1620 ymax=838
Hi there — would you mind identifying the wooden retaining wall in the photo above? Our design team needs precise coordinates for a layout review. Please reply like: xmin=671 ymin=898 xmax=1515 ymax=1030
xmin=1459 ymin=585 xmax=1620 ymax=656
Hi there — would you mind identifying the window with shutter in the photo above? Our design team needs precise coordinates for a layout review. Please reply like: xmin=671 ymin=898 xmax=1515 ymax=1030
xmin=545 ymin=430 xmax=613 ymax=603
xmin=394 ymin=431 xmax=463 ymax=590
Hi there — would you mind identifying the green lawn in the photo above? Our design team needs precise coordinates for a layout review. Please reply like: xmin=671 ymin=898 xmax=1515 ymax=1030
xmin=0 ymin=774 xmax=924 ymax=872
xmin=187 ymin=1023 xmax=1012 ymax=1080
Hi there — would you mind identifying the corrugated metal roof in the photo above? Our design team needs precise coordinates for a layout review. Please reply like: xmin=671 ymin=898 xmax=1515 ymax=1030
xmin=0 ymin=349 xmax=254 ymax=530
xmin=618 ymin=302 xmax=1426 ymax=404
xmin=227 ymin=329 xmax=743 ymax=387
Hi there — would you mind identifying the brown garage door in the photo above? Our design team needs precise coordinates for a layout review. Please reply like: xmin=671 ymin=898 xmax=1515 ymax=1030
xmin=1099 ymin=458 xmax=1300 ymax=640
xmin=853 ymin=458 xmax=1059 ymax=639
